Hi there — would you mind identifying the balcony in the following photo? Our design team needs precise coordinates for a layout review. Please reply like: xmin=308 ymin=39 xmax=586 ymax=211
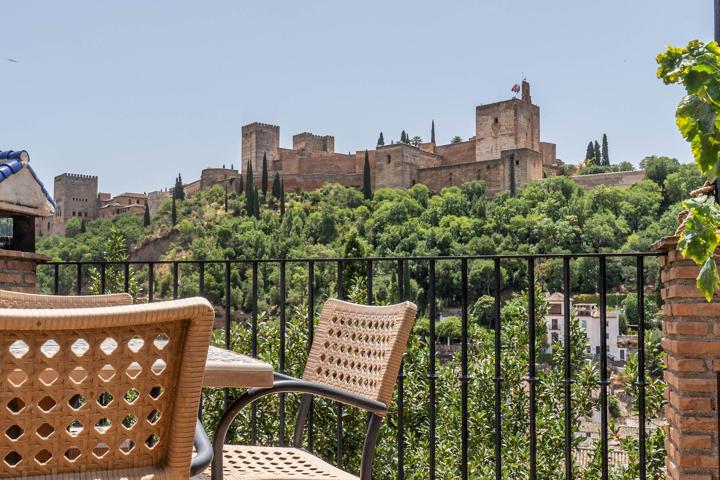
xmin=34 ymin=252 xmax=666 ymax=479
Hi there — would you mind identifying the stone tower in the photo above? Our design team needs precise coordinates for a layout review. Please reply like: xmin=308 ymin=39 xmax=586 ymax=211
xmin=241 ymin=123 xmax=280 ymax=175
xmin=474 ymin=80 xmax=540 ymax=162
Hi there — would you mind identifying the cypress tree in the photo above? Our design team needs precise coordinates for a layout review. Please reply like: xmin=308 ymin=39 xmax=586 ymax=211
xmin=175 ymin=174 xmax=185 ymax=201
xmin=594 ymin=141 xmax=601 ymax=166
xmin=143 ymin=204 xmax=150 ymax=227
xmin=272 ymin=172 xmax=281 ymax=199
xmin=377 ymin=132 xmax=385 ymax=147
xmin=253 ymin=187 xmax=260 ymax=219
xmin=431 ymin=120 xmax=436 ymax=144
xmin=362 ymin=150 xmax=372 ymax=200
xmin=401 ymin=130 xmax=407 ymax=143
xmin=601 ymin=133 xmax=610 ymax=165
xmin=585 ymin=141 xmax=595 ymax=163
xmin=80 ymin=219 xmax=86 ymax=233
xmin=279 ymin=181 xmax=285 ymax=217
xmin=245 ymin=161 xmax=253 ymax=196
xmin=171 ymin=195 xmax=177 ymax=225
xmin=261 ymin=153 xmax=269 ymax=196
xmin=238 ymin=174 xmax=244 ymax=194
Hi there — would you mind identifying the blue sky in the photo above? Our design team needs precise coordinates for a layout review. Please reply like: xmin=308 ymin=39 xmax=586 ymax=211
xmin=0 ymin=1 xmax=711 ymax=195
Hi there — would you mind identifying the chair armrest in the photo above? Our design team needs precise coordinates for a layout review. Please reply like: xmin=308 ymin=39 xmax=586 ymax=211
xmin=191 ymin=418 xmax=213 ymax=476
xmin=210 ymin=375 xmax=387 ymax=479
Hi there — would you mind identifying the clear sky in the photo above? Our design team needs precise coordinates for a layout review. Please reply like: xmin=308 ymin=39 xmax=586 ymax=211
xmin=0 ymin=1 xmax=712 ymax=195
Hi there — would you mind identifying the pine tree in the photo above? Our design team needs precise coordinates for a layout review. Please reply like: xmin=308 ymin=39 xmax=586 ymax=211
xmin=594 ymin=141 xmax=601 ymax=166
xmin=585 ymin=141 xmax=595 ymax=163
xmin=601 ymin=134 xmax=610 ymax=166
xmin=279 ymin=181 xmax=286 ymax=217
xmin=261 ymin=153 xmax=269 ymax=196
xmin=362 ymin=150 xmax=372 ymax=200
xmin=431 ymin=120 xmax=436 ymax=144
xmin=272 ymin=172 xmax=281 ymax=199
xmin=377 ymin=132 xmax=385 ymax=147
xmin=143 ymin=204 xmax=150 ymax=227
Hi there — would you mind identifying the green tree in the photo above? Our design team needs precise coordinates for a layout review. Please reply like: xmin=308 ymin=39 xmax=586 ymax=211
xmin=585 ymin=141 xmax=595 ymax=163
xmin=272 ymin=172 xmax=281 ymax=199
xmin=143 ymin=204 xmax=150 ymax=227
xmin=593 ymin=140 xmax=602 ymax=166
xmin=245 ymin=162 xmax=255 ymax=217
xmin=261 ymin=152 xmax=269 ymax=196
xmin=88 ymin=224 xmax=140 ymax=298
xmin=664 ymin=164 xmax=705 ymax=205
xmin=171 ymin=194 xmax=177 ymax=225
xmin=431 ymin=120 xmax=436 ymax=144
xmin=410 ymin=136 xmax=422 ymax=146
xmin=450 ymin=136 xmax=463 ymax=144
xmin=362 ymin=150 xmax=372 ymax=200
xmin=601 ymin=133 xmax=610 ymax=165
xmin=640 ymin=155 xmax=680 ymax=187
xmin=279 ymin=180 xmax=285 ymax=217
xmin=175 ymin=174 xmax=185 ymax=201
xmin=377 ymin=132 xmax=385 ymax=147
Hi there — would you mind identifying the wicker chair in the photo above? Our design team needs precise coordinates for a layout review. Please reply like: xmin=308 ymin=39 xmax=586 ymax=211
xmin=207 ymin=298 xmax=417 ymax=480
xmin=0 ymin=297 xmax=215 ymax=479
xmin=0 ymin=289 xmax=133 ymax=308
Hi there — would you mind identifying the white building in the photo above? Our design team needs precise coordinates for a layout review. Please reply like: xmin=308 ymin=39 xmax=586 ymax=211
xmin=545 ymin=293 xmax=626 ymax=362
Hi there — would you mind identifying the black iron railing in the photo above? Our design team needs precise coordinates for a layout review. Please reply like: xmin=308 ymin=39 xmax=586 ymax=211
xmin=40 ymin=252 xmax=663 ymax=479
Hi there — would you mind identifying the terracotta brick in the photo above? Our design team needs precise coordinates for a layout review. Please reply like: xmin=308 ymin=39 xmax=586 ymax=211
xmin=23 ymin=272 xmax=36 ymax=284
xmin=669 ymin=426 xmax=713 ymax=450
xmin=665 ymin=371 xmax=716 ymax=393
xmin=665 ymin=321 xmax=710 ymax=336
xmin=664 ymin=265 xmax=702 ymax=282
xmin=663 ymin=285 xmax=709 ymax=300
xmin=674 ymin=451 xmax=717 ymax=469
xmin=0 ymin=272 xmax=22 ymax=284
xmin=672 ymin=302 xmax=720 ymax=318
xmin=668 ymin=391 xmax=712 ymax=412
xmin=663 ymin=338 xmax=720 ymax=356
xmin=7 ymin=260 xmax=36 ymax=271
xmin=667 ymin=356 xmax=707 ymax=373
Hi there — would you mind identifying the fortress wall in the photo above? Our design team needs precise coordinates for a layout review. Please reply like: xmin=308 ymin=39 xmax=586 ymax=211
xmin=282 ymin=173 xmax=363 ymax=192
xmin=435 ymin=140 xmax=476 ymax=166
xmin=570 ymin=170 xmax=646 ymax=189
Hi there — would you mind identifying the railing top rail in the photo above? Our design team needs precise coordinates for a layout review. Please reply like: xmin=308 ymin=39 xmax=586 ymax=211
xmin=43 ymin=251 xmax=666 ymax=266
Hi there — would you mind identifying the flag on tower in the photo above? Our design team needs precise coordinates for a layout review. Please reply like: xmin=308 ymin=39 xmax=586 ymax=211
xmin=511 ymin=83 xmax=520 ymax=94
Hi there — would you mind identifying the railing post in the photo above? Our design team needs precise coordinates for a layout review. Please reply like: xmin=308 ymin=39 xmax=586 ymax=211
xmin=654 ymin=236 xmax=719 ymax=479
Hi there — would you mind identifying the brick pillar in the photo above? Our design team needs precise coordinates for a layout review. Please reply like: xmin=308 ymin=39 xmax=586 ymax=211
xmin=655 ymin=236 xmax=720 ymax=479
xmin=0 ymin=248 xmax=49 ymax=292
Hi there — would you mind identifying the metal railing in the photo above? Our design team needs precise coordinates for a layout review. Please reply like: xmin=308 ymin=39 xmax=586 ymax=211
xmin=40 ymin=252 xmax=664 ymax=479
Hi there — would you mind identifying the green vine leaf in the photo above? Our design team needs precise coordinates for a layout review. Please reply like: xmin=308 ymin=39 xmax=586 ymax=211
xmin=697 ymin=256 xmax=719 ymax=301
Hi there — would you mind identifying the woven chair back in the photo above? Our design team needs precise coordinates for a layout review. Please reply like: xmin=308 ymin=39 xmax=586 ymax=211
xmin=302 ymin=299 xmax=417 ymax=410
xmin=0 ymin=290 xmax=133 ymax=309
xmin=0 ymin=298 xmax=213 ymax=478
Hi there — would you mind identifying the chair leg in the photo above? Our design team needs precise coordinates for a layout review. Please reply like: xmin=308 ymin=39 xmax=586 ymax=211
xmin=293 ymin=394 xmax=313 ymax=448
xmin=359 ymin=414 xmax=383 ymax=480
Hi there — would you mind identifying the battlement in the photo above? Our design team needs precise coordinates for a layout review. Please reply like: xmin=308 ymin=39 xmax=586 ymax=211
xmin=292 ymin=132 xmax=334 ymax=153
xmin=241 ymin=122 xmax=280 ymax=132
xmin=57 ymin=173 xmax=98 ymax=181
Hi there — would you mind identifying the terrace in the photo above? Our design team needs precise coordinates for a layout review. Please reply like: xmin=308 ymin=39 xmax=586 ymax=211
xmin=32 ymin=251 xmax=671 ymax=479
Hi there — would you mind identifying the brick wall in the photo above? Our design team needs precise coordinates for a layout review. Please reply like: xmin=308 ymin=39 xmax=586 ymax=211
xmin=0 ymin=249 xmax=48 ymax=292
xmin=655 ymin=236 xmax=720 ymax=478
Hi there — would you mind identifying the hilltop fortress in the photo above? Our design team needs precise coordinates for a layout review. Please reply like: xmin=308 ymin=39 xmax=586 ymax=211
xmin=242 ymin=81 xmax=561 ymax=196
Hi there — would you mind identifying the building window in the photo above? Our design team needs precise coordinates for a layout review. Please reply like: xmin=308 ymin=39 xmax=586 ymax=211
xmin=386 ymin=155 xmax=391 ymax=164
xmin=551 ymin=319 xmax=558 ymax=330
xmin=580 ymin=320 xmax=587 ymax=330
xmin=494 ymin=117 xmax=499 ymax=124
xmin=551 ymin=333 xmax=559 ymax=343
